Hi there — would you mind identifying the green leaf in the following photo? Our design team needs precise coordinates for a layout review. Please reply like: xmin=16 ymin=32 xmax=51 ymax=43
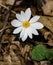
xmin=46 ymin=49 xmax=53 ymax=60
xmin=30 ymin=44 xmax=47 ymax=61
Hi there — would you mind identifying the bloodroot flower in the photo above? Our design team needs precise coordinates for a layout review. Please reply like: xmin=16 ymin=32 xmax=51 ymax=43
xmin=11 ymin=8 xmax=44 ymax=41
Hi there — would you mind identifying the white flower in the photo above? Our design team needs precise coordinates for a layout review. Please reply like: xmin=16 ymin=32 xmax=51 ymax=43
xmin=11 ymin=8 xmax=44 ymax=41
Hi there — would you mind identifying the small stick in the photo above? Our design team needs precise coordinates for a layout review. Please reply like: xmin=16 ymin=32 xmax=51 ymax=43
xmin=0 ymin=0 xmax=17 ymax=39
xmin=0 ymin=4 xmax=16 ymax=14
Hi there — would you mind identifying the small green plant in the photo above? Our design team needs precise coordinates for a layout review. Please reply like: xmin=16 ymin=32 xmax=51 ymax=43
xmin=46 ymin=49 xmax=53 ymax=60
xmin=30 ymin=44 xmax=53 ymax=61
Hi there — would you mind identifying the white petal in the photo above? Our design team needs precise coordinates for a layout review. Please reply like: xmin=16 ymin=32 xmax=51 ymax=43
xmin=31 ymin=28 xmax=39 ymax=35
xmin=22 ymin=31 xmax=28 ymax=41
xmin=13 ymin=27 xmax=22 ymax=34
xmin=25 ymin=8 xmax=31 ymax=20
xmin=20 ymin=11 xmax=26 ymax=21
xmin=32 ymin=22 xmax=44 ymax=29
xmin=27 ymin=28 xmax=32 ymax=39
xmin=16 ymin=14 xmax=25 ymax=22
xmin=30 ymin=16 xmax=40 ymax=23
xmin=11 ymin=19 xmax=22 ymax=27
xmin=20 ymin=28 xmax=25 ymax=38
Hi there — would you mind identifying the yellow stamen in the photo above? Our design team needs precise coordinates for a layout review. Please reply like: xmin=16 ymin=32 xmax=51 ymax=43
xmin=22 ymin=21 xmax=30 ymax=28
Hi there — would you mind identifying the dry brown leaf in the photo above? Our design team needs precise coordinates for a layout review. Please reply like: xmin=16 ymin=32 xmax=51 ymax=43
xmin=34 ymin=61 xmax=40 ymax=65
xmin=44 ymin=32 xmax=53 ymax=40
xmin=40 ymin=61 xmax=51 ymax=65
xmin=4 ymin=55 xmax=11 ymax=63
xmin=44 ymin=31 xmax=53 ymax=46
xmin=21 ymin=45 xmax=31 ymax=56
xmin=0 ymin=0 xmax=7 ymax=5
xmin=6 ymin=0 xmax=15 ymax=5
xmin=47 ymin=40 xmax=53 ymax=46
xmin=39 ymin=16 xmax=53 ymax=33
xmin=42 ymin=0 xmax=53 ymax=16
xmin=0 ymin=0 xmax=3 ymax=4
xmin=6 ymin=0 xmax=22 ymax=5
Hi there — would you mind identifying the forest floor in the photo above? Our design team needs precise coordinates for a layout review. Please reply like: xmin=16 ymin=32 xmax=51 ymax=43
xmin=0 ymin=0 xmax=53 ymax=65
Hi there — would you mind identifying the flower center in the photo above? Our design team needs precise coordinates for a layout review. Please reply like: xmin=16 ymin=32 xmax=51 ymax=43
xmin=22 ymin=21 xmax=30 ymax=28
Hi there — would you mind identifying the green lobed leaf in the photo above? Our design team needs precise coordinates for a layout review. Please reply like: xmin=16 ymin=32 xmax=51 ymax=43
xmin=30 ymin=44 xmax=47 ymax=61
xmin=46 ymin=49 xmax=53 ymax=60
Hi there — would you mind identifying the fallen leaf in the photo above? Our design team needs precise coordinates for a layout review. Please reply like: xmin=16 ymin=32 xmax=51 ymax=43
xmin=47 ymin=40 xmax=53 ymax=46
xmin=6 ymin=0 xmax=15 ymax=5
xmin=40 ymin=61 xmax=50 ymax=65
xmin=39 ymin=16 xmax=53 ymax=33
xmin=44 ymin=32 xmax=53 ymax=40
xmin=6 ymin=0 xmax=22 ymax=5
xmin=42 ymin=0 xmax=53 ymax=16
xmin=0 ymin=0 xmax=2 ymax=4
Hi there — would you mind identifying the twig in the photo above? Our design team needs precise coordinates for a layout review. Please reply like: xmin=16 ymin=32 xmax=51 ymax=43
xmin=0 ymin=25 xmax=12 ymax=32
xmin=5 ymin=0 xmax=17 ymax=15
xmin=0 ymin=4 xmax=16 ymax=14
xmin=0 ymin=0 xmax=17 ymax=39
xmin=0 ymin=13 xmax=10 ymax=38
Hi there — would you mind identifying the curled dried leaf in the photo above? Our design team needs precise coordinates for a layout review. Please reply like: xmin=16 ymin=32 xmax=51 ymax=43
xmin=42 ymin=1 xmax=53 ymax=16
xmin=6 ymin=0 xmax=22 ymax=5
xmin=44 ymin=32 xmax=53 ymax=40
xmin=40 ymin=61 xmax=50 ymax=65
